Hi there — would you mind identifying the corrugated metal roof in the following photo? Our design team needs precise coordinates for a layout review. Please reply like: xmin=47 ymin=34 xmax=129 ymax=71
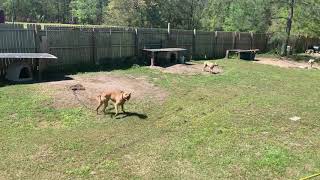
xmin=0 ymin=53 xmax=57 ymax=59
xmin=143 ymin=48 xmax=187 ymax=52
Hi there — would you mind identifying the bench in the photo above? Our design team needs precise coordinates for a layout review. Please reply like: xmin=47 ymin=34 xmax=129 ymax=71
xmin=142 ymin=48 xmax=187 ymax=66
xmin=226 ymin=49 xmax=259 ymax=60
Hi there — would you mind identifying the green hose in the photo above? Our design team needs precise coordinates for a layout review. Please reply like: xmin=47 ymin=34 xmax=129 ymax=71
xmin=300 ymin=172 xmax=320 ymax=180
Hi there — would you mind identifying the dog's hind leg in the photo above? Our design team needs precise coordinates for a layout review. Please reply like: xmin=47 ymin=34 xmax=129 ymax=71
xmin=96 ymin=102 xmax=103 ymax=114
xmin=103 ymin=102 xmax=108 ymax=114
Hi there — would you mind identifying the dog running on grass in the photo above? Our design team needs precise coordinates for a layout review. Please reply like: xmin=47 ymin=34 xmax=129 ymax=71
xmin=308 ymin=59 xmax=316 ymax=68
xmin=96 ymin=89 xmax=131 ymax=116
xmin=203 ymin=61 xmax=218 ymax=74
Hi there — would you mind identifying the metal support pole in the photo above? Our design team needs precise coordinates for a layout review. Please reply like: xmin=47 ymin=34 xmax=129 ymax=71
xmin=150 ymin=52 xmax=155 ymax=66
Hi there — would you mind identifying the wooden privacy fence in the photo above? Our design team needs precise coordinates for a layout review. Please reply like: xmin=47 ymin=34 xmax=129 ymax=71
xmin=47 ymin=26 xmax=265 ymax=69
xmin=0 ymin=23 xmax=319 ymax=73
xmin=0 ymin=24 xmax=38 ymax=76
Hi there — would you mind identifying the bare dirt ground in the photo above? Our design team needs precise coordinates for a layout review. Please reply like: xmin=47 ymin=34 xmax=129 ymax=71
xmin=310 ymin=53 xmax=320 ymax=58
xmin=150 ymin=62 xmax=223 ymax=75
xmin=41 ymin=73 xmax=168 ymax=110
xmin=255 ymin=56 xmax=320 ymax=69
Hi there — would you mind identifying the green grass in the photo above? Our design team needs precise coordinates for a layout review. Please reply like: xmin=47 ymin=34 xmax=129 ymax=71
xmin=0 ymin=58 xmax=320 ymax=179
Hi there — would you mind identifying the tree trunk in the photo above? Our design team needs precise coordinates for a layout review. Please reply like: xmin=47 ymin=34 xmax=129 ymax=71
xmin=282 ymin=0 xmax=294 ymax=56
xmin=189 ymin=0 xmax=194 ymax=29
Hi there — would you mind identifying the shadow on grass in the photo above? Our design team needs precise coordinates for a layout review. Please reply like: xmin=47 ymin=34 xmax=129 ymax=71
xmin=0 ymin=75 xmax=74 ymax=88
xmin=105 ymin=112 xmax=148 ymax=120
xmin=0 ymin=57 xmax=145 ymax=88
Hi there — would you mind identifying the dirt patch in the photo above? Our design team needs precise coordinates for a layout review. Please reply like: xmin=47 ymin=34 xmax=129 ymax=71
xmin=150 ymin=62 xmax=223 ymax=75
xmin=309 ymin=53 xmax=320 ymax=58
xmin=41 ymin=74 xmax=168 ymax=110
xmin=30 ymin=144 xmax=55 ymax=163
xmin=255 ymin=57 xmax=320 ymax=69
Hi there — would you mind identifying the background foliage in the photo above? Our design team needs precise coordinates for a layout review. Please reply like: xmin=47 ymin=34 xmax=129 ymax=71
xmin=0 ymin=0 xmax=319 ymax=37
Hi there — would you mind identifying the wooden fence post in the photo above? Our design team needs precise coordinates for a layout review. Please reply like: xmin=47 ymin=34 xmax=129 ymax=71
xmin=192 ymin=28 xmax=196 ymax=59
xmin=109 ymin=28 xmax=113 ymax=60
xmin=214 ymin=31 xmax=218 ymax=58
xmin=250 ymin=32 xmax=254 ymax=49
xmin=232 ymin=32 xmax=236 ymax=49
xmin=33 ymin=25 xmax=41 ymax=53
xmin=167 ymin=23 xmax=171 ymax=48
xmin=35 ymin=25 xmax=49 ymax=81
xmin=33 ymin=25 xmax=41 ymax=80
xmin=135 ymin=28 xmax=139 ymax=58
xmin=92 ymin=28 xmax=98 ymax=65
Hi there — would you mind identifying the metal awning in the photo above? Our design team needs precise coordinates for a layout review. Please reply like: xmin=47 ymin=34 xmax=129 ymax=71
xmin=0 ymin=53 xmax=57 ymax=59
xmin=143 ymin=48 xmax=187 ymax=52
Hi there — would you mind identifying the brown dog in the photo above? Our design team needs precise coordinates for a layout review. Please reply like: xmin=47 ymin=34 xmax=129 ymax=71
xmin=203 ymin=61 xmax=218 ymax=73
xmin=96 ymin=89 xmax=131 ymax=116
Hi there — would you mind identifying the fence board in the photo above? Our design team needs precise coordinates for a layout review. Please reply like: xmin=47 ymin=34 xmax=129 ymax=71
xmin=253 ymin=33 xmax=268 ymax=52
xmin=0 ymin=26 xmax=36 ymax=76
xmin=215 ymin=32 xmax=234 ymax=58
xmin=170 ymin=29 xmax=193 ymax=59
xmin=138 ymin=28 xmax=167 ymax=49
xmin=235 ymin=32 xmax=252 ymax=50
xmin=45 ymin=26 xmax=94 ymax=68
xmin=195 ymin=31 xmax=215 ymax=59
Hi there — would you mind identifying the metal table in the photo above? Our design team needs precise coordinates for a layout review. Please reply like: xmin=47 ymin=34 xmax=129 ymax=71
xmin=225 ymin=49 xmax=259 ymax=60
xmin=143 ymin=48 xmax=187 ymax=66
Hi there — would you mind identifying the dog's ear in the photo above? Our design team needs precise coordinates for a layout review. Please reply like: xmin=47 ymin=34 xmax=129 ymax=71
xmin=127 ymin=93 xmax=131 ymax=100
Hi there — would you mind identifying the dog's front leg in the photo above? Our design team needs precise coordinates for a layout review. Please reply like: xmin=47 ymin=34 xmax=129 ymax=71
xmin=203 ymin=64 xmax=206 ymax=72
xmin=121 ymin=104 xmax=126 ymax=114
xmin=114 ymin=103 xmax=119 ymax=116
xmin=210 ymin=67 xmax=214 ymax=74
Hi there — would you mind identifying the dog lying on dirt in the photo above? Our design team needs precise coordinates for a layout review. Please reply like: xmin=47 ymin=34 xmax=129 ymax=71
xmin=203 ymin=61 xmax=218 ymax=73
xmin=305 ymin=49 xmax=315 ymax=55
xmin=96 ymin=89 xmax=131 ymax=116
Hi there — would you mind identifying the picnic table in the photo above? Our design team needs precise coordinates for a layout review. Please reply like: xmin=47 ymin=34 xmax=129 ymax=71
xmin=225 ymin=49 xmax=259 ymax=60
xmin=142 ymin=48 xmax=187 ymax=66
xmin=0 ymin=53 xmax=57 ymax=80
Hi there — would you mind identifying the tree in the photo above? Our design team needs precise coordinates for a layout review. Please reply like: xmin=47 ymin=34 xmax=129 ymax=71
xmin=70 ymin=0 xmax=98 ymax=24
xmin=201 ymin=0 xmax=271 ymax=32
xmin=281 ymin=0 xmax=295 ymax=56
xmin=223 ymin=0 xmax=271 ymax=32
xmin=157 ymin=0 xmax=206 ymax=29
xmin=104 ymin=0 xmax=147 ymax=27
xmin=97 ymin=0 xmax=108 ymax=24
xmin=271 ymin=0 xmax=320 ymax=56
xmin=292 ymin=0 xmax=320 ymax=37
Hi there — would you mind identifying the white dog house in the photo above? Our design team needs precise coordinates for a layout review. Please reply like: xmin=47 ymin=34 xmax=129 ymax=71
xmin=5 ymin=63 xmax=33 ymax=82
xmin=0 ymin=53 xmax=57 ymax=82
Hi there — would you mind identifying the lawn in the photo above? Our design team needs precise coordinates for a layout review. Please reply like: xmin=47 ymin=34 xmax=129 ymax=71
xmin=0 ymin=58 xmax=319 ymax=179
